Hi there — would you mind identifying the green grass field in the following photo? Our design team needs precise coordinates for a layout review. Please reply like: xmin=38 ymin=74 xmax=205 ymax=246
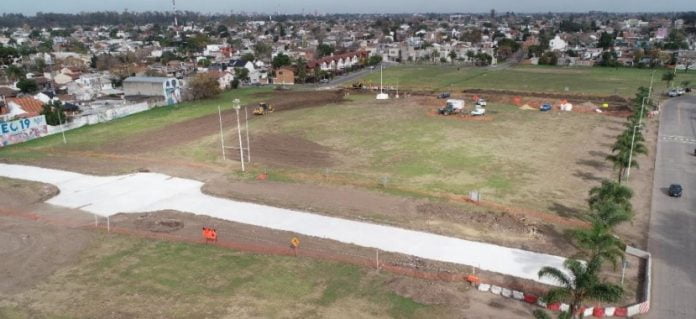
xmin=0 ymin=87 xmax=271 ymax=156
xmin=358 ymin=64 xmax=696 ymax=97
xmin=1 ymin=235 xmax=437 ymax=319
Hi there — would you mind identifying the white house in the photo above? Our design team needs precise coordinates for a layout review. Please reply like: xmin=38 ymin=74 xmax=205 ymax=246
xmin=549 ymin=35 xmax=568 ymax=51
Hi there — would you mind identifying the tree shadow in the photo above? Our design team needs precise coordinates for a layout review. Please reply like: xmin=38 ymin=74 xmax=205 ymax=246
xmin=588 ymin=150 xmax=610 ymax=158
xmin=576 ymin=159 xmax=606 ymax=170
xmin=573 ymin=170 xmax=604 ymax=182
xmin=547 ymin=202 xmax=584 ymax=220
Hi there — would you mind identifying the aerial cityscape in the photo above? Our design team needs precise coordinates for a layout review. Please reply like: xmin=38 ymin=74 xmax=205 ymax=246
xmin=0 ymin=1 xmax=694 ymax=318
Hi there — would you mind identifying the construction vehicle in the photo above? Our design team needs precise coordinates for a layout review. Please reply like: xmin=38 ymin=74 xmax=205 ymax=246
xmin=438 ymin=99 xmax=465 ymax=115
xmin=253 ymin=103 xmax=274 ymax=115
xmin=352 ymin=82 xmax=364 ymax=89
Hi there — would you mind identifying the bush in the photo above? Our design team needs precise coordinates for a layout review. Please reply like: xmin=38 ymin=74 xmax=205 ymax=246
xmin=230 ymin=78 xmax=240 ymax=89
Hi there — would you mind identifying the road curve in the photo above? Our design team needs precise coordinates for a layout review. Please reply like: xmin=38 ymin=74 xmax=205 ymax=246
xmin=0 ymin=163 xmax=568 ymax=286
xmin=647 ymin=95 xmax=696 ymax=318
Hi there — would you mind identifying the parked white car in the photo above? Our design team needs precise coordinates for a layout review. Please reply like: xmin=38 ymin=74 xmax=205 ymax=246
xmin=476 ymin=98 xmax=487 ymax=107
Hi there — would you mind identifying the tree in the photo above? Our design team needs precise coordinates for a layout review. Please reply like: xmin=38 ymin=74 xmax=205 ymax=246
xmin=367 ymin=55 xmax=383 ymax=66
xmin=6 ymin=64 xmax=25 ymax=81
xmin=186 ymin=73 xmax=221 ymax=100
xmin=271 ymin=53 xmax=291 ymax=69
xmin=572 ymin=223 xmax=625 ymax=269
xmin=533 ymin=309 xmax=572 ymax=319
xmin=17 ymin=78 xmax=38 ymax=94
xmin=234 ymin=67 xmax=250 ymax=83
xmin=40 ymin=100 xmax=67 ymax=126
xmin=539 ymin=52 xmax=558 ymax=65
xmin=253 ymin=42 xmax=272 ymax=61
xmin=230 ymin=78 xmax=240 ymax=89
xmin=588 ymin=201 xmax=633 ymax=230
xmin=241 ymin=53 xmax=255 ymax=62
xmin=662 ymin=71 xmax=675 ymax=88
xmin=598 ymin=32 xmax=614 ymax=50
xmin=606 ymin=149 xmax=637 ymax=183
xmin=681 ymin=80 xmax=691 ymax=88
xmin=538 ymin=259 xmax=623 ymax=319
xmin=448 ymin=50 xmax=457 ymax=63
xmin=296 ymin=58 xmax=308 ymax=84
xmin=316 ymin=43 xmax=334 ymax=58
xmin=588 ymin=180 xmax=633 ymax=212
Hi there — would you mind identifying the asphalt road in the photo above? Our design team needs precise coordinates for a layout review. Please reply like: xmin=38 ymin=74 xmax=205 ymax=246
xmin=647 ymin=95 xmax=696 ymax=318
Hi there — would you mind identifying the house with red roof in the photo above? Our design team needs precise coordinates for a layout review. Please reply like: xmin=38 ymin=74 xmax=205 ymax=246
xmin=5 ymin=97 xmax=44 ymax=118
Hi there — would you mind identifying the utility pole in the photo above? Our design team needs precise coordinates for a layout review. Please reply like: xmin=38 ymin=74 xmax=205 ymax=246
xmin=217 ymin=105 xmax=226 ymax=160
xmin=245 ymin=106 xmax=250 ymax=163
xmin=233 ymin=99 xmax=245 ymax=172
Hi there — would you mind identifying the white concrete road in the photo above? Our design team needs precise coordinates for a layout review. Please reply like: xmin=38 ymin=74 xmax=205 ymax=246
xmin=0 ymin=163 xmax=567 ymax=286
xmin=647 ymin=95 xmax=696 ymax=318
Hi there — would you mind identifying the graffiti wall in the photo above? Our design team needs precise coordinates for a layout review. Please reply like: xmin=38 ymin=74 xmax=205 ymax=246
xmin=0 ymin=115 xmax=48 ymax=147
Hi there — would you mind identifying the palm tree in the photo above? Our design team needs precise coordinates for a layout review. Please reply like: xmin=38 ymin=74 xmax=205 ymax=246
xmin=611 ymin=132 xmax=647 ymax=158
xmin=589 ymin=201 xmax=633 ymax=229
xmin=572 ymin=223 xmax=625 ymax=269
xmin=606 ymin=149 xmax=637 ymax=183
xmin=533 ymin=309 xmax=572 ymax=319
xmin=588 ymin=180 xmax=633 ymax=212
xmin=538 ymin=259 xmax=623 ymax=319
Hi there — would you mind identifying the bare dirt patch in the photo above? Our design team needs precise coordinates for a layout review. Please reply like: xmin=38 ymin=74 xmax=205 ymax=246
xmin=103 ymin=90 xmax=346 ymax=154
xmin=0 ymin=178 xmax=94 ymax=296
xmin=241 ymin=133 xmax=335 ymax=168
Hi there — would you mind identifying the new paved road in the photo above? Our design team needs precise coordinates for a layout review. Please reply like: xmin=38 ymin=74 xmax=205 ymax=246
xmin=647 ymin=95 xmax=696 ymax=318
xmin=0 ymin=163 xmax=568 ymax=286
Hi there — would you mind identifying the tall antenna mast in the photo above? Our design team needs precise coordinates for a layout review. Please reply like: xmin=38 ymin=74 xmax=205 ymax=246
xmin=172 ymin=0 xmax=179 ymax=38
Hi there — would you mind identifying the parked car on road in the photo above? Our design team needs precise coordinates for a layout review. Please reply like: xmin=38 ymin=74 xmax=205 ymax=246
xmin=668 ymin=184 xmax=683 ymax=197
xmin=667 ymin=89 xmax=680 ymax=97
xmin=540 ymin=104 xmax=552 ymax=112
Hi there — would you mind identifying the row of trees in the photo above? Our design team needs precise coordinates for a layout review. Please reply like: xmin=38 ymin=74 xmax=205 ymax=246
xmin=534 ymin=86 xmax=653 ymax=319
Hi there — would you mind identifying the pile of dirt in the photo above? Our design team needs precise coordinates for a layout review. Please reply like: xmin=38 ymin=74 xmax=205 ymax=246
xmin=574 ymin=101 xmax=600 ymax=113
xmin=117 ymin=211 xmax=185 ymax=233
xmin=416 ymin=203 xmax=534 ymax=236
xmin=519 ymin=104 xmax=536 ymax=110
xmin=384 ymin=276 xmax=471 ymax=305
xmin=243 ymin=133 xmax=335 ymax=168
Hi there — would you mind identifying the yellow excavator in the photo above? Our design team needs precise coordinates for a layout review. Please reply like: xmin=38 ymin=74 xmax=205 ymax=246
xmin=253 ymin=103 xmax=274 ymax=115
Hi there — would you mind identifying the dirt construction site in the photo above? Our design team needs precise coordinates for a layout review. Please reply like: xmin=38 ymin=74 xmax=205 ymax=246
xmin=0 ymin=88 xmax=656 ymax=318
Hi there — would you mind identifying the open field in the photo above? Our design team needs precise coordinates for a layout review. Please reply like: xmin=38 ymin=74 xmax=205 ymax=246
xmin=0 ymin=89 xmax=637 ymax=251
xmin=356 ymin=64 xmax=696 ymax=97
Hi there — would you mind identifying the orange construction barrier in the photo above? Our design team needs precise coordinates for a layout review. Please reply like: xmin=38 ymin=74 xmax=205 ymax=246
xmin=466 ymin=275 xmax=480 ymax=284
xmin=202 ymin=227 xmax=217 ymax=243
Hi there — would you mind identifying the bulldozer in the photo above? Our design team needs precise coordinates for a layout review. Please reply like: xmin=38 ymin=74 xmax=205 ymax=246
xmin=253 ymin=103 xmax=274 ymax=115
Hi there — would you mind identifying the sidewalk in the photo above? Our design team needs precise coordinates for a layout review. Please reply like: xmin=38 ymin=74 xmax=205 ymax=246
xmin=0 ymin=163 xmax=567 ymax=285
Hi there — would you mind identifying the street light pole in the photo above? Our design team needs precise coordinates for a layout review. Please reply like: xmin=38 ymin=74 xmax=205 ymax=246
xmin=626 ymin=96 xmax=646 ymax=181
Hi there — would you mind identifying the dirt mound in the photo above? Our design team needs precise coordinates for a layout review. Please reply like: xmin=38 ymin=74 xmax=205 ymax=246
xmin=126 ymin=211 xmax=185 ymax=233
xmin=385 ymin=276 xmax=470 ymax=305
xmin=103 ymin=90 xmax=346 ymax=154
xmin=245 ymin=133 xmax=335 ymax=168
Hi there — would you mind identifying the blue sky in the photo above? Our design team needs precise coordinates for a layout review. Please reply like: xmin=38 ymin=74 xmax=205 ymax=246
xmin=2 ymin=0 xmax=694 ymax=15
